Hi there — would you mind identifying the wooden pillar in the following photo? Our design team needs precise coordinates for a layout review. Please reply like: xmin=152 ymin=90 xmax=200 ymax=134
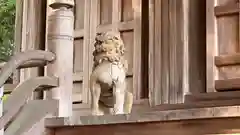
xmin=45 ymin=0 xmax=74 ymax=117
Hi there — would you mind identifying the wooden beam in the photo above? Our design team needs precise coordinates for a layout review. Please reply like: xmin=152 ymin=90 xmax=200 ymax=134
xmin=46 ymin=105 xmax=240 ymax=127
xmin=185 ymin=91 xmax=240 ymax=102
xmin=215 ymin=78 xmax=240 ymax=91
xmin=74 ymin=21 xmax=134 ymax=39
xmin=48 ymin=117 xmax=240 ymax=135
xmin=215 ymin=53 xmax=240 ymax=67
xmin=214 ymin=4 xmax=239 ymax=17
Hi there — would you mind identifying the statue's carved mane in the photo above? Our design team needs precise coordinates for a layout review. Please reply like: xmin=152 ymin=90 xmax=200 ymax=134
xmin=92 ymin=31 xmax=127 ymax=71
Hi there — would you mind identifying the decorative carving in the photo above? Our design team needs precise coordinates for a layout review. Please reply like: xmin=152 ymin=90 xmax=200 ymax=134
xmin=90 ymin=31 xmax=133 ymax=115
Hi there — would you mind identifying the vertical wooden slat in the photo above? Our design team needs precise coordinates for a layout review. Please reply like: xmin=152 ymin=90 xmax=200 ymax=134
xmin=13 ymin=0 xmax=24 ymax=84
xmin=148 ymin=0 xmax=162 ymax=106
xmin=132 ymin=0 xmax=142 ymax=100
xmin=169 ymin=0 xmax=177 ymax=103
xmin=112 ymin=0 xmax=121 ymax=30
xmin=161 ymin=0 xmax=170 ymax=104
xmin=206 ymin=0 xmax=218 ymax=93
xmin=83 ymin=0 xmax=98 ymax=104
xmin=188 ymin=0 xmax=206 ymax=94
xmin=82 ymin=0 xmax=91 ymax=104
xmin=182 ymin=0 xmax=190 ymax=96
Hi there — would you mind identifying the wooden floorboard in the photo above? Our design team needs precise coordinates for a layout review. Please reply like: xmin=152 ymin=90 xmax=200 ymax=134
xmin=52 ymin=117 xmax=240 ymax=135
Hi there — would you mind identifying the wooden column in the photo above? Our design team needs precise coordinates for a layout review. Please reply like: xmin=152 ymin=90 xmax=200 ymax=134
xmin=46 ymin=0 xmax=74 ymax=117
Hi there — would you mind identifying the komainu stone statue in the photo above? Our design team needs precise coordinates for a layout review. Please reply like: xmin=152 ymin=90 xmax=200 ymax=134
xmin=90 ymin=31 xmax=133 ymax=115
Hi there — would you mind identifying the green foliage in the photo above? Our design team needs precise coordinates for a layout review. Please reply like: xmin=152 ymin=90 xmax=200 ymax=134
xmin=2 ymin=94 xmax=9 ymax=102
xmin=0 ymin=0 xmax=15 ymax=62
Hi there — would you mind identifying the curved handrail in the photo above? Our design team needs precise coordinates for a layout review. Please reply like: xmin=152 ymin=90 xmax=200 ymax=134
xmin=0 ymin=50 xmax=55 ymax=88
xmin=0 ymin=76 xmax=59 ymax=130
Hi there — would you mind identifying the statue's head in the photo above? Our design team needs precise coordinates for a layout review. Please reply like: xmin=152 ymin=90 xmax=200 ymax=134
xmin=93 ymin=31 xmax=125 ymax=57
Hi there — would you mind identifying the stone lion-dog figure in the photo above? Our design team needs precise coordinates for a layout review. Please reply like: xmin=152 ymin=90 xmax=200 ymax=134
xmin=90 ymin=31 xmax=133 ymax=116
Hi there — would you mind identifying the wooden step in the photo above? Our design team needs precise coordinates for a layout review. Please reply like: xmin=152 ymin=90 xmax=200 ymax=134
xmin=46 ymin=105 xmax=240 ymax=135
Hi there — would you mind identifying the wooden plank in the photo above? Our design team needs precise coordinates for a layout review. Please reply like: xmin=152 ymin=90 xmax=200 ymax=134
xmin=81 ymin=0 xmax=90 ymax=104
xmin=74 ymin=21 xmax=135 ymax=38
xmin=46 ymin=105 xmax=240 ymax=127
xmin=215 ymin=78 xmax=240 ymax=91
xmin=97 ymin=20 xmax=134 ymax=33
xmin=148 ymin=0 xmax=162 ymax=106
xmin=82 ymin=0 xmax=97 ymax=104
xmin=161 ymin=0 xmax=170 ymax=103
xmin=214 ymin=4 xmax=239 ymax=17
xmin=112 ymin=0 xmax=121 ymax=30
xmin=169 ymin=0 xmax=178 ymax=103
xmin=215 ymin=53 xmax=240 ymax=67
xmin=185 ymin=91 xmax=240 ymax=102
xmin=74 ymin=29 xmax=84 ymax=38
xmin=132 ymin=0 xmax=142 ymax=100
xmin=50 ymin=117 xmax=240 ymax=135
xmin=73 ymin=72 xmax=83 ymax=82
xmin=206 ymin=0 xmax=218 ymax=93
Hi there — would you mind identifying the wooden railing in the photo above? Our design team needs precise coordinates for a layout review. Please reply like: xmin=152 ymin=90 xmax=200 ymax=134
xmin=0 ymin=50 xmax=60 ymax=135
xmin=0 ymin=0 xmax=75 ymax=135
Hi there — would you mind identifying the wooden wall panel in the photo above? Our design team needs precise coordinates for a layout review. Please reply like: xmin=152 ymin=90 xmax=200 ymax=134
xmin=207 ymin=0 xmax=240 ymax=92
xmin=99 ymin=0 xmax=112 ymax=25
xmin=73 ymin=83 xmax=83 ymax=103
xmin=121 ymin=0 xmax=134 ymax=21
xmin=75 ymin=0 xmax=85 ymax=30
xmin=149 ymin=0 xmax=206 ymax=105
xmin=73 ymin=39 xmax=84 ymax=73
xmin=121 ymin=31 xmax=134 ymax=75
